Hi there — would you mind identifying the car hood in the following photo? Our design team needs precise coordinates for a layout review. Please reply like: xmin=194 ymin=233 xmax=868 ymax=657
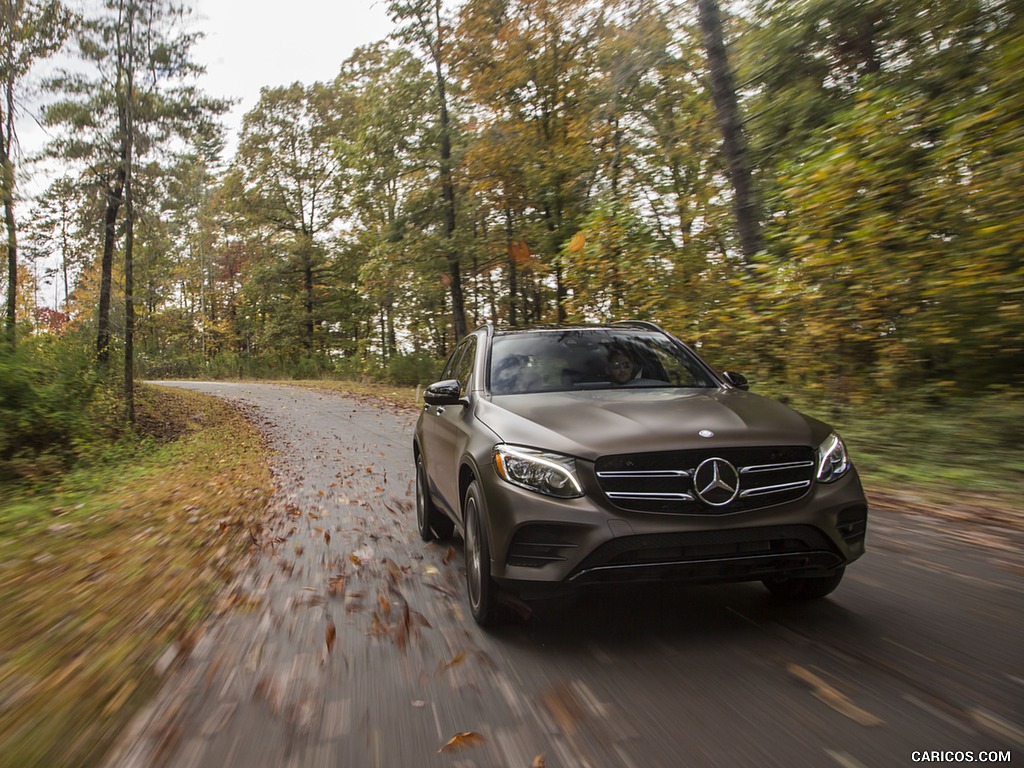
xmin=478 ymin=388 xmax=831 ymax=461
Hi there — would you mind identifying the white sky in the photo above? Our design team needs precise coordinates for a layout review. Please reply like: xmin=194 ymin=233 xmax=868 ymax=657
xmin=16 ymin=0 xmax=396 ymax=305
xmin=17 ymin=0 xmax=394 ymax=169
xmin=191 ymin=0 xmax=395 ymax=153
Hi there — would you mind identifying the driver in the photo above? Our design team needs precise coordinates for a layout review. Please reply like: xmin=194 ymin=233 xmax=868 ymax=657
xmin=607 ymin=347 xmax=637 ymax=385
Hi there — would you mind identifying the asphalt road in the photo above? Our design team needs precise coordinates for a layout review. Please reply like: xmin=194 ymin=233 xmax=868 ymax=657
xmin=105 ymin=382 xmax=1023 ymax=768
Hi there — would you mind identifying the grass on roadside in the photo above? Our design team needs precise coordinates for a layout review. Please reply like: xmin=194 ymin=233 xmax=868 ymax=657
xmin=291 ymin=377 xmax=420 ymax=410
xmin=0 ymin=385 xmax=274 ymax=768
xmin=795 ymin=396 xmax=1022 ymax=507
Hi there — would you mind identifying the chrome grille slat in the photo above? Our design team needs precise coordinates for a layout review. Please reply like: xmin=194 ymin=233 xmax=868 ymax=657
xmin=607 ymin=492 xmax=695 ymax=501
xmin=739 ymin=480 xmax=811 ymax=498
xmin=740 ymin=461 xmax=814 ymax=474
xmin=597 ymin=470 xmax=690 ymax=478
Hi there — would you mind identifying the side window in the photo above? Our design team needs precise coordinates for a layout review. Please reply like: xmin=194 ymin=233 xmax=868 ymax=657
xmin=440 ymin=347 xmax=461 ymax=380
xmin=454 ymin=337 xmax=477 ymax=397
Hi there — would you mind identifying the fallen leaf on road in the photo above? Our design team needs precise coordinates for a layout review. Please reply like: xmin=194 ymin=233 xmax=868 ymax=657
xmin=786 ymin=663 xmax=883 ymax=726
xmin=325 ymin=621 xmax=336 ymax=653
xmin=327 ymin=574 xmax=345 ymax=595
xmin=533 ymin=755 xmax=547 ymax=768
xmin=541 ymin=681 xmax=585 ymax=735
xmin=438 ymin=651 xmax=466 ymax=675
xmin=438 ymin=731 xmax=483 ymax=753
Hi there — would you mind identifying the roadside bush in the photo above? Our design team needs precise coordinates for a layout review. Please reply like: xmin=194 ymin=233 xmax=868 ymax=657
xmin=386 ymin=351 xmax=442 ymax=386
xmin=0 ymin=334 xmax=121 ymax=480
xmin=332 ymin=354 xmax=373 ymax=381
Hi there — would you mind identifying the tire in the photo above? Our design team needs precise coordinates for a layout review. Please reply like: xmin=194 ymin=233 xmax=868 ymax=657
xmin=416 ymin=454 xmax=454 ymax=541
xmin=464 ymin=480 xmax=500 ymax=626
xmin=762 ymin=567 xmax=845 ymax=600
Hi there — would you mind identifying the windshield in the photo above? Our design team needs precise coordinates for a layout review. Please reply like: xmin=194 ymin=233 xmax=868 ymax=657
xmin=489 ymin=329 xmax=719 ymax=394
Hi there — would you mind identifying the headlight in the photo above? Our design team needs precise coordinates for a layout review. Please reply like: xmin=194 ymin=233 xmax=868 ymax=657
xmin=816 ymin=433 xmax=851 ymax=483
xmin=493 ymin=444 xmax=583 ymax=498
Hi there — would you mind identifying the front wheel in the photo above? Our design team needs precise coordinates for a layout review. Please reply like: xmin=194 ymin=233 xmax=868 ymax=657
xmin=464 ymin=481 xmax=500 ymax=626
xmin=762 ymin=567 xmax=845 ymax=600
xmin=416 ymin=454 xmax=454 ymax=541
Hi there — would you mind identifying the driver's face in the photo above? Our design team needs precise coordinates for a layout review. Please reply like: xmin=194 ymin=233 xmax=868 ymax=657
xmin=609 ymin=354 xmax=633 ymax=384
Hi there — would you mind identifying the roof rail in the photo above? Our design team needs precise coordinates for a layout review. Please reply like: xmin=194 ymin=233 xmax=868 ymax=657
xmin=611 ymin=319 xmax=666 ymax=333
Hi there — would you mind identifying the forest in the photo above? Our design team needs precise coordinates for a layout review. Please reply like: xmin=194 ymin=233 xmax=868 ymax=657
xmin=1 ymin=0 xmax=1022 ymax=477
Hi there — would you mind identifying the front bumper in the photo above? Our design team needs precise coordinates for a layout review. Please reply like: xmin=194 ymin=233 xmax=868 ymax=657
xmin=480 ymin=462 xmax=868 ymax=592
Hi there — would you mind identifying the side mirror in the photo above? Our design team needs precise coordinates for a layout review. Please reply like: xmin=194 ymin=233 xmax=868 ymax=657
xmin=424 ymin=379 xmax=466 ymax=406
xmin=722 ymin=371 xmax=750 ymax=391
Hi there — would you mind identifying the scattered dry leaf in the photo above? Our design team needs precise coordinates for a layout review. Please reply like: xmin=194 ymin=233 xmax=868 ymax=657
xmin=786 ymin=663 xmax=883 ymax=726
xmin=325 ymin=621 xmax=336 ymax=653
xmin=541 ymin=681 xmax=585 ymax=735
xmin=327 ymin=574 xmax=345 ymax=596
xmin=438 ymin=731 xmax=484 ymax=753
xmin=439 ymin=650 xmax=466 ymax=675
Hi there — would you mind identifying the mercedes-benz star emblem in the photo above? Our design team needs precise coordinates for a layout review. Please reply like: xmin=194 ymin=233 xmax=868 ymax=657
xmin=693 ymin=457 xmax=740 ymax=507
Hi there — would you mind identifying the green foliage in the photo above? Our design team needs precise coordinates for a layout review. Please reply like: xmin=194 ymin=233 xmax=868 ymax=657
xmin=386 ymin=351 xmax=442 ymax=386
xmin=781 ymin=391 xmax=1024 ymax=496
xmin=0 ymin=332 xmax=121 ymax=480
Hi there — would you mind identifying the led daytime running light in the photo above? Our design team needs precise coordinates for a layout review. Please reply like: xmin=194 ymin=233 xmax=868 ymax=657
xmin=493 ymin=445 xmax=583 ymax=498
xmin=816 ymin=433 xmax=851 ymax=483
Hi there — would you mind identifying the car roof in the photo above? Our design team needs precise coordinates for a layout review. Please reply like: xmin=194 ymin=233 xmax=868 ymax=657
xmin=488 ymin=321 xmax=667 ymax=338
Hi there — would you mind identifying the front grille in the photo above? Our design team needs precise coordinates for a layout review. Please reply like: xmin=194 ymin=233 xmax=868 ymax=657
xmin=595 ymin=446 xmax=815 ymax=513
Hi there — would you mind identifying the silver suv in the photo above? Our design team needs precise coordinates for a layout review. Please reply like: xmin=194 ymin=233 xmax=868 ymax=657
xmin=413 ymin=322 xmax=868 ymax=626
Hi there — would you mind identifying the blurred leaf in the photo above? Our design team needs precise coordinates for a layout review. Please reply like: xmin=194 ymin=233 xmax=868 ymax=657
xmin=438 ymin=731 xmax=484 ymax=753
xmin=786 ymin=663 xmax=883 ymax=726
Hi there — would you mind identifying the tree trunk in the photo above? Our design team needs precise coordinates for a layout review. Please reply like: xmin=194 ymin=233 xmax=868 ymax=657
xmin=97 ymin=167 xmax=125 ymax=365
xmin=123 ymin=171 xmax=135 ymax=422
xmin=122 ymin=6 xmax=136 ymax=424
xmin=1 ymin=128 xmax=15 ymax=347
xmin=505 ymin=207 xmax=518 ymax=327
xmin=698 ymin=0 xmax=762 ymax=264
xmin=303 ymin=250 xmax=314 ymax=351
xmin=432 ymin=0 xmax=466 ymax=340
